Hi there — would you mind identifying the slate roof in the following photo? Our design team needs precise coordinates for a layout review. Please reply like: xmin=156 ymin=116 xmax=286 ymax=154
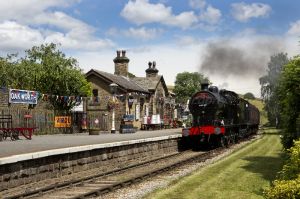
xmin=132 ymin=75 xmax=169 ymax=96
xmin=132 ymin=76 xmax=161 ymax=91
xmin=86 ymin=69 xmax=149 ymax=93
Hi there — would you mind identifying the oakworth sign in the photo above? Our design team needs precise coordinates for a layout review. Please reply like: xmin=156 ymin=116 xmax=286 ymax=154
xmin=9 ymin=89 xmax=38 ymax=104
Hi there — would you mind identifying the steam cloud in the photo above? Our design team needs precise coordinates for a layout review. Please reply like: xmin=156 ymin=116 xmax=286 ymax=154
xmin=200 ymin=38 xmax=285 ymax=77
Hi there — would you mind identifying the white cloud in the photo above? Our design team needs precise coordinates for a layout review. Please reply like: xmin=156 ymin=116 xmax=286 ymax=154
xmin=0 ymin=21 xmax=43 ymax=50
xmin=231 ymin=2 xmax=271 ymax=22
xmin=121 ymin=0 xmax=198 ymax=29
xmin=176 ymin=36 xmax=202 ymax=46
xmin=107 ymin=27 xmax=162 ymax=40
xmin=189 ymin=0 xmax=206 ymax=10
xmin=199 ymin=5 xmax=222 ymax=25
xmin=124 ymin=27 xmax=163 ymax=40
xmin=0 ymin=0 xmax=114 ymax=51
xmin=287 ymin=20 xmax=300 ymax=36
xmin=0 ymin=0 xmax=78 ymax=23
xmin=44 ymin=32 xmax=115 ymax=50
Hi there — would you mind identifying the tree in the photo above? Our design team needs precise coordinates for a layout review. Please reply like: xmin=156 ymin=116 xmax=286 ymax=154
xmin=277 ymin=56 xmax=300 ymax=148
xmin=0 ymin=43 xmax=91 ymax=110
xmin=244 ymin=92 xmax=255 ymax=100
xmin=259 ymin=52 xmax=289 ymax=127
xmin=174 ymin=72 xmax=208 ymax=104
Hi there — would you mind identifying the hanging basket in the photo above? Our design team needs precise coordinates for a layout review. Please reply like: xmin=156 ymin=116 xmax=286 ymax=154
xmin=107 ymin=98 xmax=120 ymax=111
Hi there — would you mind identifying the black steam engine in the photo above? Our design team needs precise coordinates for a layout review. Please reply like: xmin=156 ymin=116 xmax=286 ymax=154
xmin=182 ymin=82 xmax=260 ymax=148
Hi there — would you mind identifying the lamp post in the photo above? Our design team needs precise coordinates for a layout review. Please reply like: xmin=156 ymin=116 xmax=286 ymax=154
xmin=109 ymin=83 xmax=118 ymax=133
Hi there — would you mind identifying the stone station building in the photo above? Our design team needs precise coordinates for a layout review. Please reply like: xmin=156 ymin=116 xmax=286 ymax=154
xmin=85 ymin=50 xmax=176 ymax=131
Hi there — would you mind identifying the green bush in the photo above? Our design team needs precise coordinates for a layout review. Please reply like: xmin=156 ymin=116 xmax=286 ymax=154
xmin=279 ymin=140 xmax=300 ymax=180
xmin=264 ymin=140 xmax=300 ymax=198
xmin=264 ymin=177 xmax=300 ymax=199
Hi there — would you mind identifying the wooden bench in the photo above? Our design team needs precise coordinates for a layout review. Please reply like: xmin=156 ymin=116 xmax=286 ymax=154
xmin=0 ymin=114 xmax=35 ymax=141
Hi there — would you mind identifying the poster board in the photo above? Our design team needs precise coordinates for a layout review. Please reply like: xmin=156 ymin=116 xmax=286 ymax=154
xmin=55 ymin=116 xmax=71 ymax=128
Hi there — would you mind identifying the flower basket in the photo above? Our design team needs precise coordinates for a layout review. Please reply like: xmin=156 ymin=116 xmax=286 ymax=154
xmin=107 ymin=98 xmax=120 ymax=111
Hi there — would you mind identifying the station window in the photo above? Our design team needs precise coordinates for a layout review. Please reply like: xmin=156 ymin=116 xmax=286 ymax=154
xmin=92 ymin=89 xmax=98 ymax=97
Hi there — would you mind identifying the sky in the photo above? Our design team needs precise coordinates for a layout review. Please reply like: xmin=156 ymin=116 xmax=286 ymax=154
xmin=0 ymin=0 xmax=300 ymax=97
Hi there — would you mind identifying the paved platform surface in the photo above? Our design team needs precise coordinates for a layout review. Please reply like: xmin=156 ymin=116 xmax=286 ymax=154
xmin=0 ymin=128 xmax=182 ymax=158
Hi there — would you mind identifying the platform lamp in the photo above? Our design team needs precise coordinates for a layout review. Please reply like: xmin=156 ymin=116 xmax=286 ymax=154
xmin=109 ymin=83 xmax=118 ymax=133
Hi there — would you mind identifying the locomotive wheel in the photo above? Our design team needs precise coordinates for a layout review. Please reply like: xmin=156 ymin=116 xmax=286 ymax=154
xmin=226 ymin=137 xmax=230 ymax=146
xmin=234 ymin=134 xmax=239 ymax=143
xmin=219 ymin=136 xmax=226 ymax=147
xmin=231 ymin=136 xmax=235 ymax=144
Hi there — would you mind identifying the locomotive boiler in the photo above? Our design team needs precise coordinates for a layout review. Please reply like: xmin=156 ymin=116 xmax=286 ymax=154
xmin=182 ymin=82 xmax=260 ymax=148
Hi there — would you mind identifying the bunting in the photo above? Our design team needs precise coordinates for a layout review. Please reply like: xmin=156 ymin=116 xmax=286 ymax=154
xmin=37 ymin=92 xmax=150 ymax=105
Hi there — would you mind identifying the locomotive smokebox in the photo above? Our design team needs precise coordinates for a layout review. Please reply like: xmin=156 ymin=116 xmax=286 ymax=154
xmin=201 ymin=80 xmax=209 ymax=91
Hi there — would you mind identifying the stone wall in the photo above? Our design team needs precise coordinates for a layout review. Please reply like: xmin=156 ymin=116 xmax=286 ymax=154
xmin=86 ymin=75 xmax=125 ymax=131
xmin=0 ymin=137 xmax=181 ymax=191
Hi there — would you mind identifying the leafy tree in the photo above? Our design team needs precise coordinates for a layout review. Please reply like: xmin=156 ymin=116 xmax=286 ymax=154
xmin=0 ymin=43 xmax=91 ymax=110
xmin=174 ymin=72 xmax=208 ymax=104
xmin=0 ymin=54 xmax=23 ymax=88
xmin=128 ymin=72 xmax=136 ymax=78
xmin=244 ymin=92 xmax=255 ymax=100
xmin=259 ymin=53 xmax=289 ymax=127
xmin=277 ymin=56 xmax=300 ymax=148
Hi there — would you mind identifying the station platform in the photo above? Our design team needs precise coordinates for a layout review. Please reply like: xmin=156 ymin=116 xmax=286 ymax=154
xmin=0 ymin=128 xmax=182 ymax=163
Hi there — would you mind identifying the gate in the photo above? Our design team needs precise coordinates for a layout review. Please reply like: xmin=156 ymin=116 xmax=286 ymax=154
xmin=87 ymin=111 xmax=109 ymax=131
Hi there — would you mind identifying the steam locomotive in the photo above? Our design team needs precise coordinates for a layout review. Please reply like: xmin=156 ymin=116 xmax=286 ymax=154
xmin=182 ymin=82 xmax=260 ymax=148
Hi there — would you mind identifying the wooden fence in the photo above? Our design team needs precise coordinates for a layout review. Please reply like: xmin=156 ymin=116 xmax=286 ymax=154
xmin=0 ymin=108 xmax=110 ymax=134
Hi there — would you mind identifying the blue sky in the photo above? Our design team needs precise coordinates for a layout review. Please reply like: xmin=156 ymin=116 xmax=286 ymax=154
xmin=0 ymin=0 xmax=300 ymax=97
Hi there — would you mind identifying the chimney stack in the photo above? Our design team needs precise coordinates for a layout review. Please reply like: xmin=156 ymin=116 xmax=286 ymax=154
xmin=145 ymin=60 xmax=159 ymax=78
xmin=113 ymin=50 xmax=129 ymax=77
xmin=201 ymin=79 xmax=209 ymax=91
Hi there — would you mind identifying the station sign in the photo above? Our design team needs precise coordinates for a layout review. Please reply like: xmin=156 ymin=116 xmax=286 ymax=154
xmin=9 ymin=89 xmax=38 ymax=104
xmin=55 ymin=116 xmax=71 ymax=128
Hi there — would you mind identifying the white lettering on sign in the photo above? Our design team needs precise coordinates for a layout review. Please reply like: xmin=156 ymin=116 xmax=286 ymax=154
xmin=9 ymin=89 xmax=38 ymax=104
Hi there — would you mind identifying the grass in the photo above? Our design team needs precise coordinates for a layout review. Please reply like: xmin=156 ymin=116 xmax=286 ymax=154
xmin=144 ymin=129 xmax=284 ymax=199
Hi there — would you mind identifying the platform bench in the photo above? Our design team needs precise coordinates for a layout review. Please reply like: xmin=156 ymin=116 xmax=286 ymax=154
xmin=0 ymin=114 xmax=35 ymax=141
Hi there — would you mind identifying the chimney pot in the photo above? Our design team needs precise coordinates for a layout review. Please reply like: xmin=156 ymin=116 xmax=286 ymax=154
xmin=116 ymin=50 xmax=120 ymax=57
xmin=121 ymin=50 xmax=126 ymax=57
xmin=153 ymin=61 xmax=156 ymax=68
xmin=148 ymin=61 xmax=152 ymax=68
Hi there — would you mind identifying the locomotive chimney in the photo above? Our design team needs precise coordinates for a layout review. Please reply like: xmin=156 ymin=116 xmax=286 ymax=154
xmin=201 ymin=79 xmax=209 ymax=91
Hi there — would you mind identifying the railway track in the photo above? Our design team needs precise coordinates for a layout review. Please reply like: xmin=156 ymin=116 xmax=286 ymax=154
xmin=3 ymin=147 xmax=226 ymax=199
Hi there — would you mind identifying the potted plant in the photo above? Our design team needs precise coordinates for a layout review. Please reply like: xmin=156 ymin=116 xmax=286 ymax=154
xmin=89 ymin=118 xmax=100 ymax=135
xmin=89 ymin=128 xmax=100 ymax=135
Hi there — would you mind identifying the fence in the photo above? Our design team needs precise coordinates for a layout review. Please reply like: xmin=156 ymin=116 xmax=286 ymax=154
xmin=0 ymin=108 xmax=112 ymax=135
xmin=1 ymin=108 xmax=70 ymax=134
